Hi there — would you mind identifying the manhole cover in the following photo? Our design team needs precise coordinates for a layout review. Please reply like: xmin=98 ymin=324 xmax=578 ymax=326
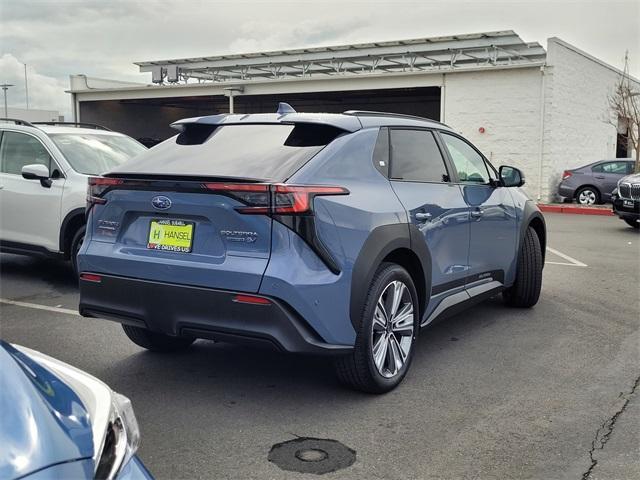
xmin=268 ymin=437 xmax=356 ymax=475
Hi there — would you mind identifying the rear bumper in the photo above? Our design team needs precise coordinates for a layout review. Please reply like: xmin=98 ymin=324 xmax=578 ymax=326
xmin=557 ymin=183 xmax=575 ymax=200
xmin=79 ymin=273 xmax=352 ymax=356
xmin=612 ymin=197 xmax=640 ymax=219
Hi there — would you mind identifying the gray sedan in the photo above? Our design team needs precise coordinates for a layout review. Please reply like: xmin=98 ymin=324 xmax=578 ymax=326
xmin=557 ymin=159 xmax=635 ymax=205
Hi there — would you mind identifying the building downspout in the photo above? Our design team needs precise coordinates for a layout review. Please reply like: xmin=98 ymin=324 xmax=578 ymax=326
xmin=440 ymin=73 xmax=446 ymax=123
xmin=223 ymin=86 xmax=244 ymax=114
xmin=537 ymin=65 xmax=547 ymax=202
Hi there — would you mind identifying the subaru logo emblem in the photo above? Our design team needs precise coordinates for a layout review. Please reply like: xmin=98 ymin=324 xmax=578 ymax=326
xmin=151 ymin=195 xmax=172 ymax=210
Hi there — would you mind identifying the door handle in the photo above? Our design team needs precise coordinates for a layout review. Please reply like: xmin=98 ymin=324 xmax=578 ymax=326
xmin=415 ymin=212 xmax=432 ymax=222
xmin=470 ymin=208 xmax=484 ymax=219
xmin=594 ymin=175 xmax=605 ymax=179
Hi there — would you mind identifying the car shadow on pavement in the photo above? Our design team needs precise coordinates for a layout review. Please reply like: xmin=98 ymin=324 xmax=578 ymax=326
xmin=617 ymin=225 xmax=640 ymax=234
xmin=0 ymin=253 xmax=77 ymax=291
xmin=101 ymin=296 xmax=511 ymax=405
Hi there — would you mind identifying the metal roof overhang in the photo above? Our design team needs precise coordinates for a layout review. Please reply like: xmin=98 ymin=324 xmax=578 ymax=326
xmin=136 ymin=30 xmax=546 ymax=85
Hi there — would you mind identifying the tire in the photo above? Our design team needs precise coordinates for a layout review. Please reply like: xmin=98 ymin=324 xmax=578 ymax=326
xmin=121 ymin=324 xmax=195 ymax=352
xmin=334 ymin=262 xmax=419 ymax=393
xmin=503 ymin=226 xmax=543 ymax=308
xmin=575 ymin=186 xmax=600 ymax=205
xmin=624 ymin=218 xmax=639 ymax=229
xmin=70 ymin=226 xmax=85 ymax=277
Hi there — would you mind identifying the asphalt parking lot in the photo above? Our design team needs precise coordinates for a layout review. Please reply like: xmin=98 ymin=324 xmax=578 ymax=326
xmin=1 ymin=213 xmax=638 ymax=480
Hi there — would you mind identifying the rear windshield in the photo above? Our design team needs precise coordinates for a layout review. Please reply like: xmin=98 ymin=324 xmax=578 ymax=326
xmin=108 ymin=124 xmax=343 ymax=181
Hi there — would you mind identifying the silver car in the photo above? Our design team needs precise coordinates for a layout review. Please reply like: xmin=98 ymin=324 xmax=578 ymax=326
xmin=612 ymin=172 xmax=640 ymax=228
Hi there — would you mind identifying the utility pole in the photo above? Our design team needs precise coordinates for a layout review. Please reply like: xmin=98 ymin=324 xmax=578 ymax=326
xmin=24 ymin=64 xmax=29 ymax=109
xmin=1 ymin=84 xmax=14 ymax=117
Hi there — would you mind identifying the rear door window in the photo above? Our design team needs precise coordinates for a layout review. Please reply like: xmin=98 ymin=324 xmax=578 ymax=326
xmin=592 ymin=162 xmax=629 ymax=174
xmin=389 ymin=129 xmax=449 ymax=183
xmin=110 ymin=124 xmax=344 ymax=181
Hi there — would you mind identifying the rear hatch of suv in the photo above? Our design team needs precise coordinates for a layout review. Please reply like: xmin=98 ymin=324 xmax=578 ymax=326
xmin=80 ymin=122 xmax=346 ymax=292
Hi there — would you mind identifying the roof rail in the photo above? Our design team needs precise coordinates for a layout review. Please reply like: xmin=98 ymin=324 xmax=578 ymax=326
xmin=0 ymin=118 xmax=37 ymax=128
xmin=342 ymin=110 xmax=449 ymax=127
xmin=32 ymin=121 xmax=112 ymax=131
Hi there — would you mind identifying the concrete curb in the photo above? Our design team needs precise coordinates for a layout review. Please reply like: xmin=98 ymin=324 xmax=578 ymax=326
xmin=538 ymin=204 xmax=614 ymax=216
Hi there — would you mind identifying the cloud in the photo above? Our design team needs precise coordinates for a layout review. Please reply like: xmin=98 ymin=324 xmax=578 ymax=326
xmin=0 ymin=53 xmax=70 ymax=116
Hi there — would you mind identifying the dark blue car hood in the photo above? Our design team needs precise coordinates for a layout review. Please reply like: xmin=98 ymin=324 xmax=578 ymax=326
xmin=0 ymin=341 xmax=93 ymax=479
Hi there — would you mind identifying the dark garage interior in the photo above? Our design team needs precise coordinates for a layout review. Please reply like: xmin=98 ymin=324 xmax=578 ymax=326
xmin=78 ymin=86 xmax=441 ymax=143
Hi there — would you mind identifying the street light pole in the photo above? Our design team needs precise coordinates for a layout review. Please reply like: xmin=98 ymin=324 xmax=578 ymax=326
xmin=0 ymin=84 xmax=14 ymax=118
xmin=24 ymin=64 xmax=29 ymax=109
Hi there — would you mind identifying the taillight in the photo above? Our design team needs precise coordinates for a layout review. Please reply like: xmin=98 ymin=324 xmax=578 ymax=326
xmin=562 ymin=170 xmax=572 ymax=180
xmin=203 ymin=182 xmax=349 ymax=274
xmin=87 ymin=177 xmax=123 ymax=211
xmin=272 ymin=185 xmax=349 ymax=214
xmin=203 ymin=183 xmax=270 ymax=214
xmin=202 ymin=183 xmax=349 ymax=215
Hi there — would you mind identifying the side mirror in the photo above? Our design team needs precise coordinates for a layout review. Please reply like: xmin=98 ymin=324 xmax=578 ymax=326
xmin=499 ymin=165 xmax=525 ymax=187
xmin=22 ymin=164 xmax=52 ymax=188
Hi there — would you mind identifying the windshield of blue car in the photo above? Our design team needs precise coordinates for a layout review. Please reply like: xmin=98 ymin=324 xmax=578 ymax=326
xmin=49 ymin=133 xmax=147 ymax=175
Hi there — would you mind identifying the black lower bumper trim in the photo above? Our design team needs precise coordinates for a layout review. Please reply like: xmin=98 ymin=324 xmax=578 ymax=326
xmin=612 ymin=198 xmax=640 ymax=219
xmin=79 ymin=274 xmax=352 ymax=356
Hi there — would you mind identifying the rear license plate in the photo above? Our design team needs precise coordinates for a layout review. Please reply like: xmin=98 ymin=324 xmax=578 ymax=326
xmin=623 ymin=200 xmax=635 ymax=207
xmin=147 ymin=219 xmax=194 ymax=253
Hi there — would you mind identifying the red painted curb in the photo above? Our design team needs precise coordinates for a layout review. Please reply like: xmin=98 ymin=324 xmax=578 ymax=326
xmin=538 ymin=204 xmax=614 ymax=216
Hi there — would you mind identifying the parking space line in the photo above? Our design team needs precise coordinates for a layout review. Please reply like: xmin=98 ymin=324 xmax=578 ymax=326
xmin=545 ymin=247 xmax=588 ymax=267
xmin=0 ymin=299 xmax=80 ymax=316
xmin=0 ymin=248 xmax=587 ymax=316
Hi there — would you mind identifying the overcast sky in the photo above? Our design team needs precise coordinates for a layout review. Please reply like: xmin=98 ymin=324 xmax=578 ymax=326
xmin=1 ymin=0 xmax=639 ymax=117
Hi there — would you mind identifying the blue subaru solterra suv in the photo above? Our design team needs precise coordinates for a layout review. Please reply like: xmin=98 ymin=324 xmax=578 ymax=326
xmin=78 ymin=105 xmax=545 ymax=393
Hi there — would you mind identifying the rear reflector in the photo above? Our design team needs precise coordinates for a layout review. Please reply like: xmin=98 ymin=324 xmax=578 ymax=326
xmin=232 ymin=294 xmax=271 ymax=305
xmin=203 ymin=182 xmax=349 ymax=215
xmin=80 ymin=273 xmax=102 ymax=283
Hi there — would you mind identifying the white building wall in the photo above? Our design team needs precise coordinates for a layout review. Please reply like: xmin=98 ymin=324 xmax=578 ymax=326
xmin=444 ymin=68 xmax=543 ymax=199
xmin=5 ymin=107 xmax=62 ymax=122
xmin=541 ymin=38 xmax=635 ymax=201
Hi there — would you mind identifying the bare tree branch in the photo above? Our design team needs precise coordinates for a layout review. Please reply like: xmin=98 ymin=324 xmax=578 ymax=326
xmin=609 ymin=52 xmax=640 ymax=171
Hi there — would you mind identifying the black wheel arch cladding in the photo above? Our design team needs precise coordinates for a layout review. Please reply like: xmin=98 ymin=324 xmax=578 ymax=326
xmin=520 ymin=200 xmax=546 ymax=263
xmin=349 ymin=223 xmax=431 ymax=331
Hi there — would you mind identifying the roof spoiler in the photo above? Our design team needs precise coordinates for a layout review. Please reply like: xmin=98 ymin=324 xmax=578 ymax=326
xmin=171 ymin=104 xmax=362 ymax=133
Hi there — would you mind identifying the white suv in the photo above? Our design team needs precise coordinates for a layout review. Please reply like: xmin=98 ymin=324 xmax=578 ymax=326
xmin=0 ymin=120 xmax=147 ymax=274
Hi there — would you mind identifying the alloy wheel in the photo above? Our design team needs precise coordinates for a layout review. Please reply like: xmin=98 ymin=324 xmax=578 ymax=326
xmin=578 ymin=190 xmax=596 ymax=205
xmin=371 ymin=280 xmax=415 ymax=378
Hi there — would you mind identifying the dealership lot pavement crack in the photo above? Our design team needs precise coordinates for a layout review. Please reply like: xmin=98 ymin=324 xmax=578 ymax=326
xmin=581 ymin=375 xmax=640 ymax=480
